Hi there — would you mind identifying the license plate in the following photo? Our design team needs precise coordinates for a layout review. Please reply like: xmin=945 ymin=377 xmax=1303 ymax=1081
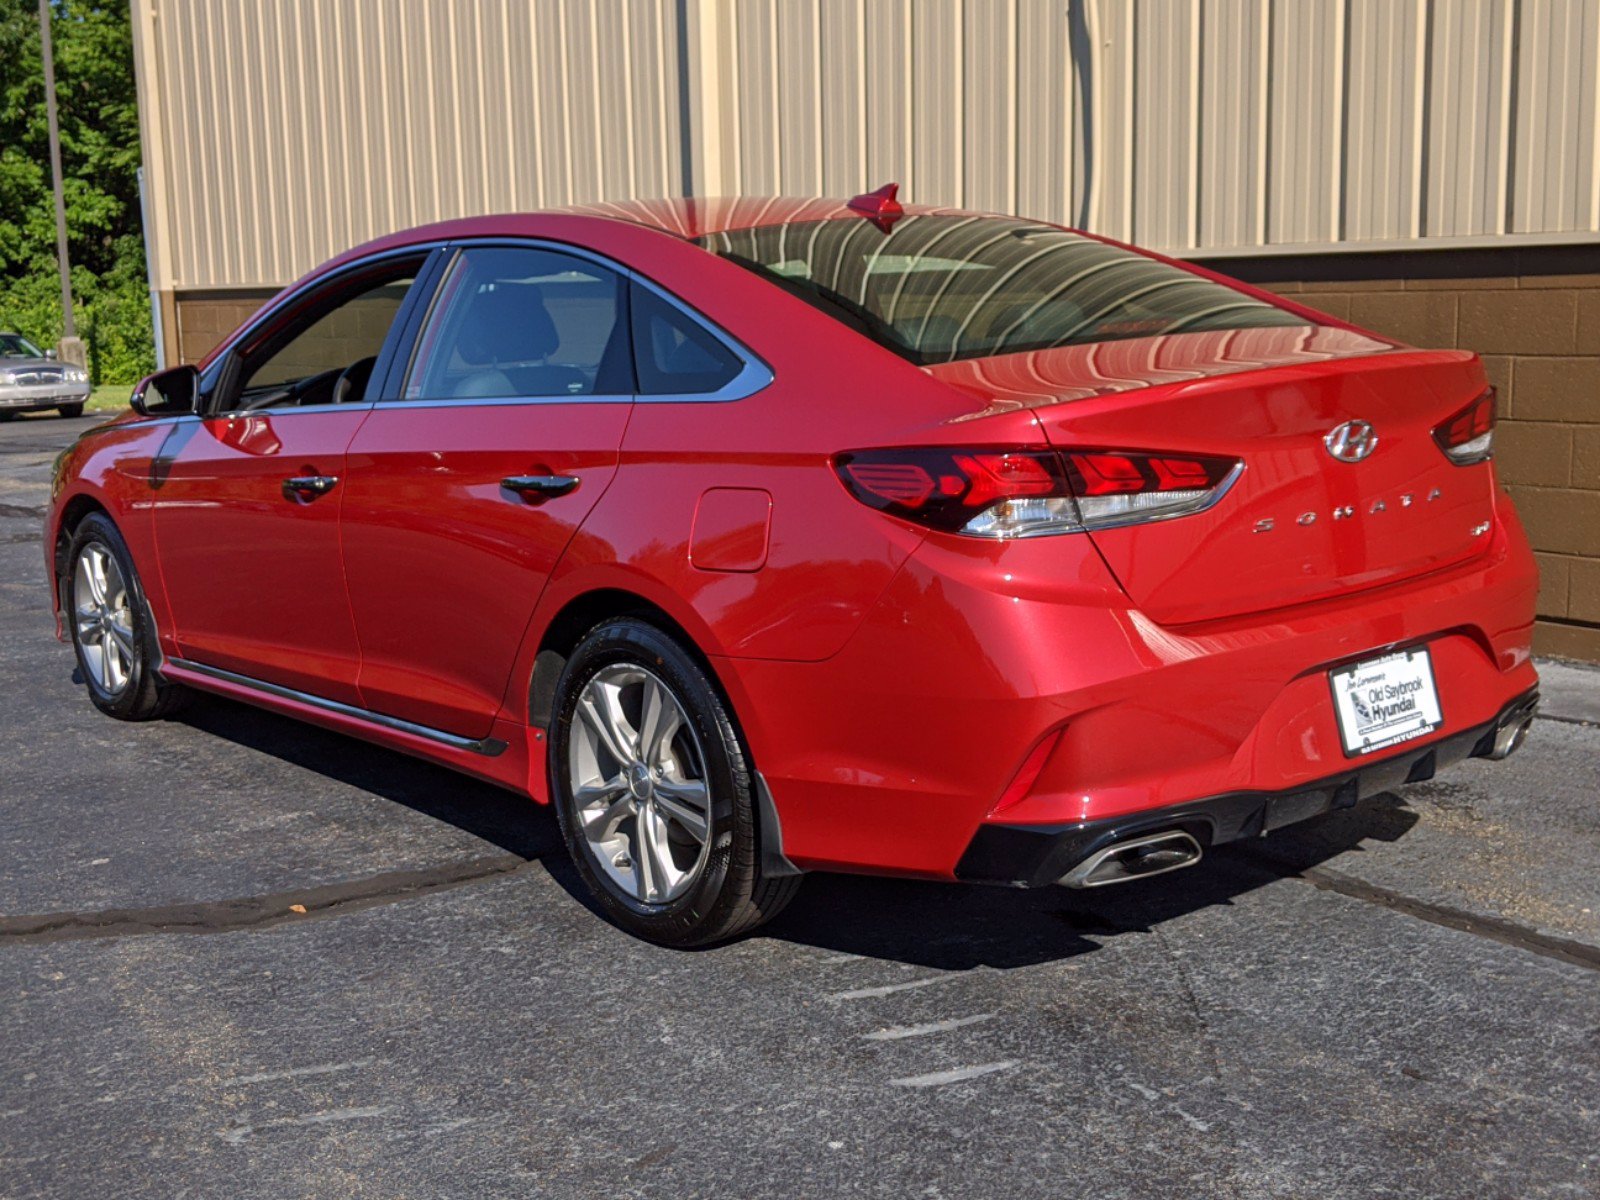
xmin=1329 ymin=647 xmax=1443 ymax=757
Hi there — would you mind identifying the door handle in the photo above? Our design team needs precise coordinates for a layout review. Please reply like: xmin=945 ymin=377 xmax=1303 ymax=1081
xmin=501 ymin=474 xmax=580 ymax=500
xmin=282 ymin=474 xmax=339 ymax=502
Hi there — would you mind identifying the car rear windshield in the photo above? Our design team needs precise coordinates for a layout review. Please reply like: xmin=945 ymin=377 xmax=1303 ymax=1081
xmin=695 ymin=215 xmax=1308 ymax=365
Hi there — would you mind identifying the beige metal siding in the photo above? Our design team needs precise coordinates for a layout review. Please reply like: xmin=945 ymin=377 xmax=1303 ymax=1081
xmin=135 ymin=0 xmax=1600 ymax=293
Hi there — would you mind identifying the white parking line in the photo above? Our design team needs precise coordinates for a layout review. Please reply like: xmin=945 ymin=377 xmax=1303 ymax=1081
xmin=861 ymin=1013 xmax=997 ymax=1041
xmin=220 ymin=1058 xmax=374 ymax=1086
xmin=217 ymin=1105 xmax=394 ymax=1145
xmin=827 ymin=976 xmax=961 ymax=1002
xmin=889 ymin=1061 xmax=1019 ymax=1088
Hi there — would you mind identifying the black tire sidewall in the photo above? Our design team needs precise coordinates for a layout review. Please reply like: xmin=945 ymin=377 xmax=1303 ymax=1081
xmin=550 ymin=618 xmax=754 ymax=945
xmin=67 ymin=513 xmax=161 ymax=719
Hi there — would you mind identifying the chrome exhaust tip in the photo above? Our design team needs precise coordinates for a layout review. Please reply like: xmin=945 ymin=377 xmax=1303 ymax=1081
xmin=1059 ymin=829 xmax=1204 ymax=889
xmin=1487 ymin=712 xmax=1533 ymax=761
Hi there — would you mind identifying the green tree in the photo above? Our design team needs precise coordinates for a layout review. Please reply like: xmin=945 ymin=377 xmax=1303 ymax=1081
xmin=0 ymin=0 xmax=152 ymax=384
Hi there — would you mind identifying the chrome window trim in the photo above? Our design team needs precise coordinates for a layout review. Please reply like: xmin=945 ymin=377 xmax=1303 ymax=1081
xmin=190 ymin=233 xmax=774 ymax=422
xmin=164 ymin=657 xmax=508 ymax=757
xmin=368 ymin=394 xmax=634 ymax=412
xmin=214 ymin=401 xmax=377 ymax=419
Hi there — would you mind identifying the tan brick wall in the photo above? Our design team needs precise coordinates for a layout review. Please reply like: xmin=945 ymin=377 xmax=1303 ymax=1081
xmin=1211 ymin=244 xmax=1600 ymax=663
xmin=172 ymin=292 xmax=274 ymax=365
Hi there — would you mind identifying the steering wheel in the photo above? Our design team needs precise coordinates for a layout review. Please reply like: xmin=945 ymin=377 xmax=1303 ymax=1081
xmin=332 ymin=356 xmax=377 ymax=406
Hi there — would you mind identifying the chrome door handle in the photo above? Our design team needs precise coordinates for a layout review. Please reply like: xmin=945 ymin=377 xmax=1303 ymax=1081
xmin=282 ymin=475 xmax=339 ymax=501
xmin=501 ymin=474 xmax=580 ymax=500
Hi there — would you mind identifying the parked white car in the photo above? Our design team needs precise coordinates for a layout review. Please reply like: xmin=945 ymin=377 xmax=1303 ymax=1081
xmin=0 ymin=334 xmax=90 ymax=420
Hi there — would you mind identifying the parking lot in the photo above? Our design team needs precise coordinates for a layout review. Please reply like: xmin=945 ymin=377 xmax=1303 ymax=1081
xmin=2 ymin=412 xmax=1597 ymax=1198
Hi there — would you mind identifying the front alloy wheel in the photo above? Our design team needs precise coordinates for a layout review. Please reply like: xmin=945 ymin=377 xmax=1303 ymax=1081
xmin=66 ymin=512 xmax=191 ymax=721
xmin=73 ymin=542 xmax=136 ymax=697
xmin=551 ymin=618 xmax=800 ymax=946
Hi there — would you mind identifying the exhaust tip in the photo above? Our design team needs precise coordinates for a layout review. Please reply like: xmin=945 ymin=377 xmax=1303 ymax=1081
xmin=1487 ymin=713 xmax=1533 ymax=761
xmin=1059 ymin=829 xmax=1203 ymax=889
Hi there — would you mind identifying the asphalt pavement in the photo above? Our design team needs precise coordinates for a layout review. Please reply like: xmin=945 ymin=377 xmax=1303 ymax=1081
xmin=2 ymin=411 xmax=1597 ymax=1199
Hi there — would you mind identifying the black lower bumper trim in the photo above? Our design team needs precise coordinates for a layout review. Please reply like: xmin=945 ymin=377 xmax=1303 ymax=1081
xmin=955 ymin=687 xmax=1540 ymax=889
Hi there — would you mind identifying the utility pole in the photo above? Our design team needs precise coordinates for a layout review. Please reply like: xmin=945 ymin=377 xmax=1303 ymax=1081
xmin=39 ymin=0 xmax=81 ymax=360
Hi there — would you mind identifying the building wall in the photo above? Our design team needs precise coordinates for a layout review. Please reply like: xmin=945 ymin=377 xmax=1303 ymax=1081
xmin=133 ymin=0 xmax=1600 ymax=295
xmin=133 ymin=0 xmax=1600 ymax=659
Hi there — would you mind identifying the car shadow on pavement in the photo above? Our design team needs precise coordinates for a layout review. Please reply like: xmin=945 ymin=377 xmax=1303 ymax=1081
xmin=176 ymin=698 xmax=566 ymax=864
xmin=756 ymin=798 xmax=1421 ymax=971
xmin=175 ymin=696 xmax=1419 ymax=970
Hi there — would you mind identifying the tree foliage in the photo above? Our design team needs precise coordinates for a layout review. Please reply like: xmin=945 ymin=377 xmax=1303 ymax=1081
xmin=0 ymin=0 xmax=152 ymax=383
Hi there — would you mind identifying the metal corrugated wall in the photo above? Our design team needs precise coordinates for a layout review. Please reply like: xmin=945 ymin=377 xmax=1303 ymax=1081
xmin=132 ymin=0 xmax=1600 ymax=292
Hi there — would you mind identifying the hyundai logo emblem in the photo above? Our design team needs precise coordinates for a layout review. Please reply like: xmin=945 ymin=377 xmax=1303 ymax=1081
xmin=1324 ymin=419 xmax=1377 ymax=463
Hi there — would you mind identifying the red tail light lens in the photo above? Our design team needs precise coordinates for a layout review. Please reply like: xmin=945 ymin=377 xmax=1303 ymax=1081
xmin=1433 ymin=388 xmax=1496 ymax=465
xmin=835 ymin=447 xmax=1239 ymax=537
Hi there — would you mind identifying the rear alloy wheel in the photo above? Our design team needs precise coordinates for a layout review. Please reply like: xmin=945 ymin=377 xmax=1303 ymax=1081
xmin=67 ymin=513 xmax=191 ymax=721
xmin=550 ymin=618 xmax=800 ymax=946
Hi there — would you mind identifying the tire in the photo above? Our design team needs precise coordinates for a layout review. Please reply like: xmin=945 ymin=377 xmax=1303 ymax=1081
xmin=550 ymin=617 xmax=801 ymax=947
xmin=0 ymin=411 xmax=16 ymax=422
xmin=57 ymin=403 xmax=85 ymax=418
xmin=66 ymin=512 xmax=192 ymax=721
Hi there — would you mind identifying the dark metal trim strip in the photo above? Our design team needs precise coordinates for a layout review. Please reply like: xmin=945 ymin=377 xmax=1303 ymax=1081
xmin=164 ymin=657 xmax=509 ymax=757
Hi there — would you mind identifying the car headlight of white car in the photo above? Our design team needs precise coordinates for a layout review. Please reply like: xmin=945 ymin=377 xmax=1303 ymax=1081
xmin=65 ymin=367 xmax=88 ymax=383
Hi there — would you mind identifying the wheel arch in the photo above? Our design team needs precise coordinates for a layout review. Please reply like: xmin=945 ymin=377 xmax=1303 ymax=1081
xmin=524 ymin=584 xmax=801 ymax=879
xmin=51 ymin=493 xmax=112 ymax=615
xmin=527 ymin=587 xmax=724 ymax=731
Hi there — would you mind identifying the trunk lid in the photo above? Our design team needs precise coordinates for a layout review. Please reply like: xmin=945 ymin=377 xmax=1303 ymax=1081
xmin=926 ymin=327 xmax=1498 ymax=625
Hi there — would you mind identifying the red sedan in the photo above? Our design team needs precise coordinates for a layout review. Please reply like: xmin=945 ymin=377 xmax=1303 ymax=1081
xmin=45 ymin=188 xmax=1540 ymax=946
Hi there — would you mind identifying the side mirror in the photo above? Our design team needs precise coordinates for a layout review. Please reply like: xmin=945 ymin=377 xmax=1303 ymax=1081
xmin=44 ymin=349 xmax=56 ymax=360
xmin=131 ymin=365 xmax=201 ymax=417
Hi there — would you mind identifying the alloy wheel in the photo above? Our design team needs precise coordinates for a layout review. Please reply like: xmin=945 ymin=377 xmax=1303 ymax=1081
xmin=567 ymin=663 xmax=713 ymax=905
xmin=73 ymin=543 xmax=136 ymax=697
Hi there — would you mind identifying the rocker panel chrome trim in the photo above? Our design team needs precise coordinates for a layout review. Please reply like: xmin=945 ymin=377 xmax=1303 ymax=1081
xmin=163 ymin=657 xmax=509 ymax=757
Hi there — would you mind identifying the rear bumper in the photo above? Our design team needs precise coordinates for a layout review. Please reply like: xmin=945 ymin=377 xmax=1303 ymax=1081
xmin=954 ymin=687 xmax=1539 ymax=887
xmin=721 ymin=501 xmax=1539 ymax=880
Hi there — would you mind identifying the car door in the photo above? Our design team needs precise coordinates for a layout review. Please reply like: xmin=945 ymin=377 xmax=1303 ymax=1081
xmin=150 ymin=252 xmax=433 ymax=703
xmin=339 ymin=243 xmax=635 ymax=737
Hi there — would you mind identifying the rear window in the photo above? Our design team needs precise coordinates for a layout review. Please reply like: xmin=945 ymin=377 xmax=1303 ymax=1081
xmin=696 ymin=215 xmax=1307 ymax=365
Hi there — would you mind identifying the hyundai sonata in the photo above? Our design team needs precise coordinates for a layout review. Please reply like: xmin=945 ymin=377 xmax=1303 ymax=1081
xmin=46 ymin=187 xmax=1539 ymax=945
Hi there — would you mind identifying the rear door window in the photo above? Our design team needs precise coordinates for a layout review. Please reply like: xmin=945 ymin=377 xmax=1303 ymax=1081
xmin=404 ymin=246 xmax=633 ymax=400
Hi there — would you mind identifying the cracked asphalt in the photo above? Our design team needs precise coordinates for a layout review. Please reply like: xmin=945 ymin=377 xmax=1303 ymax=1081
xmin=3 ymin=413 xmax=1598 ymax=1199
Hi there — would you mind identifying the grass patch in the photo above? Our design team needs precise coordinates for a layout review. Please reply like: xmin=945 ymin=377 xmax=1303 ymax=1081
xmin=85 ymin=385 xmax=133 ymax=413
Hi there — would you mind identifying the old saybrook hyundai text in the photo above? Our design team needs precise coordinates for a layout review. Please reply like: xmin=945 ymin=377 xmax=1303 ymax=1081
xmin=46 ymin=187 xmax=1539 ymax=946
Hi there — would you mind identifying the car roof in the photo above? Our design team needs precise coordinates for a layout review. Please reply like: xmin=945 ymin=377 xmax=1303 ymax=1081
xmin=547 ymin=195 xmax=979 ymax=239
xmin=348 ymin=196 xmax=1002 ymax=256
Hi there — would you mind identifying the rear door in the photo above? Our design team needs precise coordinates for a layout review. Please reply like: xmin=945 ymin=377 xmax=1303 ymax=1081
xmin=150 ymin=253 xmax=431 ymax=702
xmin=339 ymin=243 xmax=634 ymax=737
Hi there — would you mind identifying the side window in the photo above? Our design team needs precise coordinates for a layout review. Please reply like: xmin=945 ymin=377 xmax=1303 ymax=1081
xmin=630 ymin=283 xmax=742 ymax=395
xmin=225 ymin=263 xmax=421 ymax=412
xmin=404 ymin=246 xmax=631 ymax=400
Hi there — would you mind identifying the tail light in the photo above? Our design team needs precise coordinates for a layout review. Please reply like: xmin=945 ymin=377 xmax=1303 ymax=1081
xmin=835 ymin=447 xmax=1239 ymax=538
xmin=1433 ymin=388 xmax=1495 ymax=465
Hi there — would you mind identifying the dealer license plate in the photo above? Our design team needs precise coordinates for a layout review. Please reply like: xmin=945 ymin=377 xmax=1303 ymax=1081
xmin=1329 ymin=647 xmax=1443 ymax=757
